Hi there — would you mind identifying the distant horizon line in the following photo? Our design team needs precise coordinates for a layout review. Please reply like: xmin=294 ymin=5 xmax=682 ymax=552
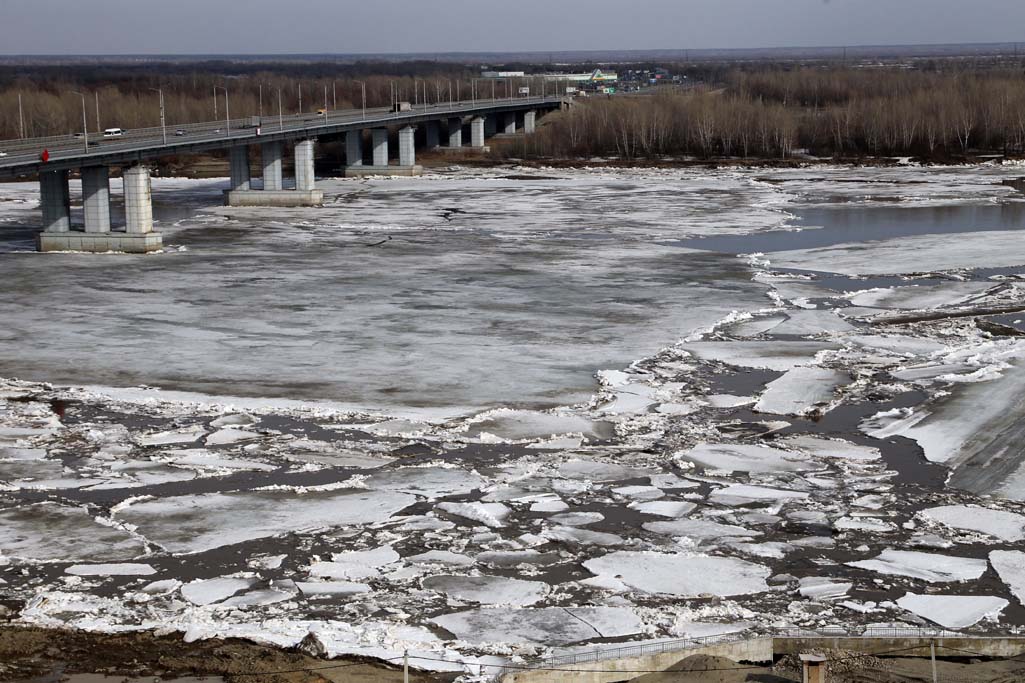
xmin=0 ymin=39 xmax=1023 ymax=61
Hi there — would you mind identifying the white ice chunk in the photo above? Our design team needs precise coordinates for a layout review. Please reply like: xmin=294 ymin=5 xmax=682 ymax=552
xmin=990 ymin=550 xmax=1025 ymax=607
xmin=181 ymin=577 xmax=258 ymax=606
xmin=782 ymin=435 xmax=881 ymax=461
xmin=628 ymin=500 xmax=697 ymax=518
xmin=431 ymin=607 xmax=643 ymax=645
xmin=115 ymin=489 xmax=415 ymax=554
xmin=922 ymin=505 xmax=1025 ymax=542
xmin=847 ymin=549 xmax=987 ymax=583
xmin=65 ymin=563 xmax=156 ymax=576
xmin=754 ymin=367 xmax=848 ymax=415
xmin=582 ymin=551 xmax=770 ymax=597
xmin=0 ymin=503 xmax=145 ymax=562
xmin=684 ymin=443 xmax=810 ymax=473
xmin=205 ymin=427 xmax=261 ymax=446
xmin=643 ymin=519 xmax=761 ymax=542
xmin=799 ymin=577 xmax=852 ymax=600
xmin=136 ymin=424 xmax=206 ymax=446
xmin=709 ymin=484 xmax=810 ymax=505
xmin=896 ymin=593 xmax=1008 ymax=629
xmin=437 ymin=502 xmax=510 ymax=528
xmin=423 ymin=575 xmax=548 ymax=606
xmin=681 ymin=341 xmax=839 ymax=371
xmin=296 ymin=581 xmax=372 ymax=596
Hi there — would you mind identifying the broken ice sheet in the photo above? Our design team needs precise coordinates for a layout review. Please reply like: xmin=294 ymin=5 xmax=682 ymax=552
xmin=847 ymin=549 xmax=987 ymax=583
xmin=431 ymin=607 xmax=644 ymax=645
xmin=114 ymin=489 xmax=416 ymax=554
xmin=683 ymin=442 xmax=811 ymax=473
xmin=753 ymin=366 xmax=849 ymax=416
xmin=781 ymin=435 xmax=881 ymax=461
xmin=990 ymin=550 xmax=1025 ymax=607
xmin=582 ymin=551 xmax=770 ymax=597
xmin=896 ymin=593 xmax=1008 ymax=629
xmin=708 ymin=484 xmax=810 ymax=505
xmin=0 ymin=503 xmax=145 ymax=562
xmin=680 ymin=341 xmax=840 ymax=371
xmin=422 ymin=575 xmax=548 ymax=606
xmin=921 ymin=505 xmax=1025 ymax=542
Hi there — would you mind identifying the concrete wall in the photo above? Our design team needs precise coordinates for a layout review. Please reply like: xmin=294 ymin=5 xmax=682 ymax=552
xmin=775 ymin=636 xmax=1025 ymax=659
xmin=501 ymin=638 xmax=773 ymax=683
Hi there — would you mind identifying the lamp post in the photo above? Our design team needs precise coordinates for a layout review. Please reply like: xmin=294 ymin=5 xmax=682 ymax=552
xmin=324 ymin=84 xmax=329 ymax=116
xmin=259 ymin=84 xmax=263 ymax=118
xmin=148 ymin=88 xmax=166 ymax=145
xmin=332 ymin=80 xmax=337 ymax=110
xmin=354 ymin=80 xmax=366 ymax=120
xmin=68 ymin=90 xmax=88 ymax=153
xmin=298 ymin=82 xmax=303 ymax=114
xmin=215 ymin=85 xmax=229 ymax=137
xmin=94 ymin=92 xmax=101 ymax=133
xmin=17 ymin=93 xmax=24 ymax=139
xmin=277 ymin=88 xmax=284 ymax=130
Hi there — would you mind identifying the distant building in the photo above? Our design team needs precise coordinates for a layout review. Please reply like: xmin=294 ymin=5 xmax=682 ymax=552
xmin=481 ymin=71 xmax=526 ymax=78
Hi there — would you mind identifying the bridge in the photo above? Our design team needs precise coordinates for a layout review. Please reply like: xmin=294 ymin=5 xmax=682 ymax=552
xmin=0 ymin=95 xmax=565 ymax=253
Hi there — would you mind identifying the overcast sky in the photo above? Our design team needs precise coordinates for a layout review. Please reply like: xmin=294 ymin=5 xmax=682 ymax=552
xmin=2 ymin=0 xmax=1024 ymax=55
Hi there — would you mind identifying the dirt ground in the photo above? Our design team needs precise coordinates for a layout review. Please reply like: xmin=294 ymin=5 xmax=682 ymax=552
xmin=0 ymin=627 xmax=455 ymax=683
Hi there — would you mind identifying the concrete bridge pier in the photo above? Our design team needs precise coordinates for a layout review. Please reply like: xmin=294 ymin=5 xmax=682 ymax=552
xmin=262 ymin=141 xmax=283 ymax=191
xmin=524 ymin=110 xmax=537 ymax=134
xmin=502 ymin=112 xmax=518 ymax=135
xmin=38 ymin=164 xmax=162 ymax=253
xmin=225 ymin=139 xmax=322 ymax=206
xmin=398 ymin=126 xmax=417 ymax=167
xmin=425 ymin=121 xmax=440 ymax=149
xmin=471 ymin=117 xmax=486 ymax=148
xmin=228 ymin=146 xmax=251 ymax=191
xmin=344 ymin=127 xmax=421 ymax=177
xmin=39 ymin=169 xmax=71 ymax=234
xmin=372 ymin=128 xmax=389 ymax=166
xmin=346 ymin=130 xmax=363 ymax=166
xmin=447 ymin=118 xmax=463 ymax=148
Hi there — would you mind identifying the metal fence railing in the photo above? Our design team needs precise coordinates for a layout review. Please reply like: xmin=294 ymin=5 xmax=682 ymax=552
xmin=536 ymin=626 xmax=1015 ymax=669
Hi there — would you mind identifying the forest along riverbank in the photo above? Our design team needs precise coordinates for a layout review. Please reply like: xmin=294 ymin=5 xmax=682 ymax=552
xmin=2 ymin=164 xmax=1025 ymax=678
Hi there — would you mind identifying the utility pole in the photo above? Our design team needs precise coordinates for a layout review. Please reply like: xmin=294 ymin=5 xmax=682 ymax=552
xmin=94 ymin=92 xmax=100 ymax=133
xmin=215 ymin=86 xmax=229 ymax=137
xmin=259 ymin=84 xmax=263 ymax=118
xmin=298 ymin=83 xmax=303 ymax=114
xmin=332 ymin=81 xmax=337 ymax=110
xmin=69 ymin=90 xmax=88 ymax=153
xmin=277 ymin=88 xmax=283 ymax=130
xmin=324 ymin=84 xmax=328 ymax=114
xmin=17 ymin=93 xmax=25 ymax=139
xmin=213 ymin=86 xmax=218 ymax=119
xmin=149 ymin=88 xmax=166 ymax=145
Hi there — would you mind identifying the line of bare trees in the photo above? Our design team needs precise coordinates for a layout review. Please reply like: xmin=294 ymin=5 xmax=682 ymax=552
xmin=519 ymin=68 xmax=1025 ymax=160
xmin=0 ymin=63 xmax=475 ymax=140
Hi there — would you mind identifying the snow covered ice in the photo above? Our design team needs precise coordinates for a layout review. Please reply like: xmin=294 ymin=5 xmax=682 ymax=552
xmin=4 ymin=164 xmax=1025 ymax=666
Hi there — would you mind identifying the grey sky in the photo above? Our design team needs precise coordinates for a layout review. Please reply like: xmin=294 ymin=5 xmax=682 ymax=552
xmin=2 ymin=0 xmax=1024 ymax=55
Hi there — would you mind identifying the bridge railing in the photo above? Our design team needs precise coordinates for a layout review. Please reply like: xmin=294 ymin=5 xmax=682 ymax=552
xmin=0 ymin=96 xmax=563 ymax=151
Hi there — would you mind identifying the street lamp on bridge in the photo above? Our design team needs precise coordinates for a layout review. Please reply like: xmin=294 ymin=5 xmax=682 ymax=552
xmin=214 ymin=86 xmax=229 ymax=137
xmin=354 ymin=81 xmax=366 ymax=120
xmin=148 ymin=88 xmax=167 ymax=145
xmin=68 ymin=90 xmax=88 ymax=153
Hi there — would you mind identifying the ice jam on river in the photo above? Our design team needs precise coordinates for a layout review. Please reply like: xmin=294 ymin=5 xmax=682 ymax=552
xmin=2 ymin=164 xmax=1025 ymax=674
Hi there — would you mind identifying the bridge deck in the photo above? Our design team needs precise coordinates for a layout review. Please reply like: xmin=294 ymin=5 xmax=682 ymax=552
xmin=0 ymin=96 xmax=562 ymax=179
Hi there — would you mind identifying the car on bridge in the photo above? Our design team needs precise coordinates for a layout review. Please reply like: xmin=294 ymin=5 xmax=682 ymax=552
xmin=103 ymin=128 xmax=125 ymax=137
xmin=175 ymin=129 xmax=188 ymax=136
